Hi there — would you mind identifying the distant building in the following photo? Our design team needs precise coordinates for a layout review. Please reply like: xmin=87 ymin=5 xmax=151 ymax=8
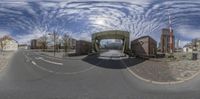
xmin=115 ymin=39 xmax=122 ymax=43
xmin=131 ymin=36 xmax=157 ymax=57
xmin=192 ymin=38 xmax=200 ymax=51
xmin=175 ymin=39 xmax=180 ymax=49
xmin=68 ymin=38 xmax=76 ymax=49
xmin=76 ymin=40 xmax=92 ymax=55
xmin=106 ymin=42 xmax=122 ymax=50
xmin=160 ymin=28 xmax=175 ymax=53
xmin=30 ymin=39 xmax=37 ymax=49
xmin=0 ymin=35 xmax=18 ymax=51
xmin=183 ymin=43 xmax=193 ymax=53
xmin=30 ymin=39 xmax=44 ymax=49
xmin=18 ymin=44 xmax=29 ymax=49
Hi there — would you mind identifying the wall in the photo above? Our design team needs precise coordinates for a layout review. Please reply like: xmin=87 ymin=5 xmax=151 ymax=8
xmin=76 ymin=40 xmax=92 ymax=55
xmin=149 ymin=37 xmax=157 ymax=56
xmin=131 ymin=36 xmax=157 ymax=57
xmin=2 ymin=40 xmax=18 ymax=51
xmin=30 ymin=39 xmax=37 ymax=49
xmin=131 ymin=37 xmax=149 ymax=56
xmin=183 ymin=47 xmax=193 ymax=53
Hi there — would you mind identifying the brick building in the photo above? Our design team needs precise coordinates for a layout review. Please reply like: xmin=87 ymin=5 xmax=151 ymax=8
xmin=30 ymin=39 xmax=37 ymax=49
xmin=30 ymin=39 xmax=43 ymax=49
xmin=131 ymin=36 xmax=157 ymax=57
xmin=76 ymin=40 xmax=92 ymax=55
xmin=160 ymin=28 xmax=175 ymax=53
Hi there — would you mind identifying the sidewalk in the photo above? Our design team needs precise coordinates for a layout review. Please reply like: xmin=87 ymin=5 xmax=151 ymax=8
xmin=0 ymin=51 xmax=15 ymax=71
xmin=124 ymin=58 xmax=176 ymax=82
xmin=125 ymin=56 xmax=200 ymax=83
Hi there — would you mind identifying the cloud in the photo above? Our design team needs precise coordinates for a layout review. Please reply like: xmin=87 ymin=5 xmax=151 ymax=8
xmin=15 ymin=28 xmax=46 ymax=44
xmin=179 ymin=40 xmax=191 ymax=48
xmin=177 ymin=25 xmax=200 ymax=39
xmin=0 ymin=0 xmax=200 ymax=44
xmin=73 ymin=32 xmax=91 ymax=41
xmin=0 ymin=30 xmax=10 ymax=38
xmin=69 ymin=0 xmax=151 ymax=5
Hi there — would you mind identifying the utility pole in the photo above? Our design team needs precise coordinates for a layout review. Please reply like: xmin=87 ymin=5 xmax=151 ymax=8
xmin=53 ymin=31 xmax=55 ymax=57
xmin=168 ymin=12 xmax=173 ymax=54
xmin=48 ymin=31 xmax=56 ymax=57
xmin=192 ymin=38 xmax=198 ymax=60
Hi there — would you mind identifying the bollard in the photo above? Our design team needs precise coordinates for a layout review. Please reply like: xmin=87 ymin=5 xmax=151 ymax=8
xmin=192 ymin=53 xmax=198 ymax=60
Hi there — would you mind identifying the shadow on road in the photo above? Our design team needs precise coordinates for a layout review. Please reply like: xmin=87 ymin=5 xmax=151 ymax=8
xmin=82 ymin=54 xmax=146 ymax=69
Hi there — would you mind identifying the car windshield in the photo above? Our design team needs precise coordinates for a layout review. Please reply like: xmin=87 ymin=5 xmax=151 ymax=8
xmin=0 ymin=0 xmax=200 ymax=99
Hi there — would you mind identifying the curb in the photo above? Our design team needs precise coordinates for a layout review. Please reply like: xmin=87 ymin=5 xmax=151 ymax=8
xmin=121 ymin=59 xmax=200 ymax=85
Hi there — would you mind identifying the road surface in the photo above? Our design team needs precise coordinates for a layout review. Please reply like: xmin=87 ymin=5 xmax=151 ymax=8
xmin=99 ymin=50 xmax=124 ymax=57
xmin=0 ymin=49 xmax=200 ymax=99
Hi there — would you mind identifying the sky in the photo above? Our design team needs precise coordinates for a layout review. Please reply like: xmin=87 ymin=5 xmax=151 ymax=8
xmin=0 ymin=0 xmax=200 ymax=47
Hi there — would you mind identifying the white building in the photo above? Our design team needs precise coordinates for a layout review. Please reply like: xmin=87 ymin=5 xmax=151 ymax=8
xmin=0 ymin=36 xmax=18 ymax=51
xmin=183 ymin=44 xmax=193 ymax=53
xmin=18 ymin=44 xmax=28 ymax=50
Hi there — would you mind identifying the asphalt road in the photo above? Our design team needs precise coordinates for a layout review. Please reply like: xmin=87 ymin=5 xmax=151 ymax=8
xmin=0 ymin=49 xmax=200 ymax=99
xmin=99 ymin=50 xmax=124 ymax=57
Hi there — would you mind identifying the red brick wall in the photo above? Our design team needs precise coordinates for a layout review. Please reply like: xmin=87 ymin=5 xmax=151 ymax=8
xmin=131 ymin=36 xmax=157 ymax=57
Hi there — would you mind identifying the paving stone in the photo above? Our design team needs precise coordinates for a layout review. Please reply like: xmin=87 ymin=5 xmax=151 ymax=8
xmin=127 ymin=53 xmax=200 ymax=82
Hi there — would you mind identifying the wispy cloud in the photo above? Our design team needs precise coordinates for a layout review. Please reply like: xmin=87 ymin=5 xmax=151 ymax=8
xmin=179 ymin=40 xmax=191 ymax=48
xmin=15 ymin=28 xmax=46 ymax=44
xmin=0 ymin=30 xmax=10 ymax=38
xmin=0 ymin=0 xmax=200 ymax=43
xmin=177 ymin=25 xmax=200 ymax=39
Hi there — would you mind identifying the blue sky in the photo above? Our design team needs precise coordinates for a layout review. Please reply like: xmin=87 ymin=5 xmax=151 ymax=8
xmin=0 ymin=0 xmax=200 ymax=47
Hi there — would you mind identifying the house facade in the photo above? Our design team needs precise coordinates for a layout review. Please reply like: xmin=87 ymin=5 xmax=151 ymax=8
xmin=131 ymin=36 xmax=157 ymax=57
xmin=183 ymin=44 xmax=193 ymax=53
xmin=0 ymin=36 xmax=18 ymax=51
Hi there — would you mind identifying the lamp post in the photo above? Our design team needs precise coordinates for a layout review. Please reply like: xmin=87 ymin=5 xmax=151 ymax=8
xmin=192 ymin=39 xmax=198 ymax=60
xmin=48 ymin=32 xmax=56 ymax=57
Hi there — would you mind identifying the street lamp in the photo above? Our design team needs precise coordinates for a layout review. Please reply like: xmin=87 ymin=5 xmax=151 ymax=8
xmin=192 ymin=39 xmax=198 ymax=60
xmin=48 ymin=31 xmax=56 ymax=57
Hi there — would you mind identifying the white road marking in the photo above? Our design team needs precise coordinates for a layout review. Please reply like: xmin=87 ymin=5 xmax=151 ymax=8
xmin=27 ymin=51 xmax=104 ymax=75
xmin=24 ymin=54 xmax=28 ymax=59
xmin=30 ymin=59 xmax=104 ymax=75
xmin=31 ymin=61 xmax=54 ymax=73
xmin=32 ymin=61 xmax=37 ymax=65
xmin=24 ymin=54 xmax=31 ymax=62
xmin=33 ymin=52 xmax=64 ymax=61
xmin=35 ymin=57 xmax=63 ymax=66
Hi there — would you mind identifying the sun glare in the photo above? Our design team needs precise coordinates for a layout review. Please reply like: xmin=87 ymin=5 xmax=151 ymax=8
xmin=95 ymin=18 xmax=106 ymax=25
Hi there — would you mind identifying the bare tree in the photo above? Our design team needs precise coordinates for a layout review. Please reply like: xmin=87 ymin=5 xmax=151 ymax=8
xmin=0 ymin=38 xmax=5 ymax=52
xmin=62 ymin=33 xmax=70 ymax=54
xmin=38 ymin=34 xmax=48 ymax=51
xmin=0 ymin=39 xmax=4 ymax=51
xmin=49 ymin=31 xmax=60 ymax=53
xmin=0 ymin=35 xmax=11 ymax=52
